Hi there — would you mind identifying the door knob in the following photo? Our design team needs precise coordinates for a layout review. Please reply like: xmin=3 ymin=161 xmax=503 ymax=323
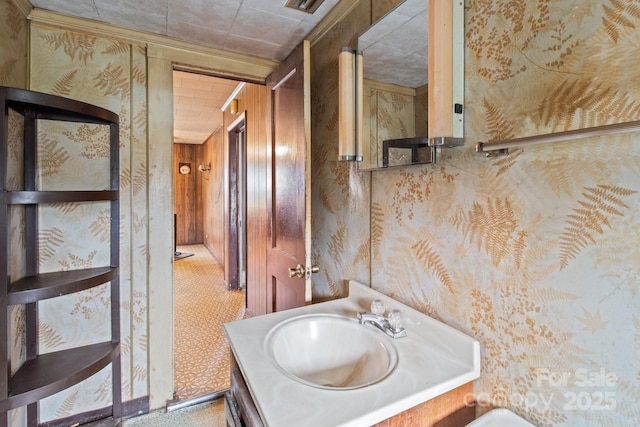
xmin=305 ymin=265 xmax=319 ymax=279
xmin=288 ymin=264 xmax=305 ymax=278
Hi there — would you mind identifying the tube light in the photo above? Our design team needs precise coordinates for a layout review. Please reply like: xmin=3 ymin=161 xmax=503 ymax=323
xmin=338 ymin=48 xmax=363 ymax=162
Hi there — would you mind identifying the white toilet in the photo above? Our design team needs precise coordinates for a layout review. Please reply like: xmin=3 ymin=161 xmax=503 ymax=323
xmin=466 ymin=408 xmax=535 ymax=427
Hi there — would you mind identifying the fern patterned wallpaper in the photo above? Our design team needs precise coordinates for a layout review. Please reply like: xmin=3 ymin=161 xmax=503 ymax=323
xmin=361 ymin=81 xmax=428 ymax=169
xmin=25 ymin=23 xmax=149 ymax=423
xmin=1 ymin=0 xmax=638 ymax=424
xmin=2 ymin=1 xmax=28 ymax=425
xmin=0 ymin=0 xmax=26 ymax=89
xmin=312 ymin=1 xmax=640 ymax=426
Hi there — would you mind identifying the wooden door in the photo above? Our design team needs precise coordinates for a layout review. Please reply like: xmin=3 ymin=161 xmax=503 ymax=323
xmin=266 ymin=41 xmax=312 ymax=312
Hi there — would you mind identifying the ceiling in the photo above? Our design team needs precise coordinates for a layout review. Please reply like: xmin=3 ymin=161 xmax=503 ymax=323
xmin=29 ymin=0 xmax=340 ymax=61
xmin=172 ymin=71 xmax=240 ymax=144
xmin=28 ymin=0 xmax=341 ymax=144
xmin=358 ymin=0 xmax=428 ymax=89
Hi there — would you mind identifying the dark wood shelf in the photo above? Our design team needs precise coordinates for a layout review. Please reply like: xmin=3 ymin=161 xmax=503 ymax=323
xmin=1 ymin=86 xmax=121 ymax=425
xmin=8 ymin=267 xmax=118 ymax=305
xmin=0 ymin=86 xmax=118 ymax=125
xmin=1 ymin=190 xmax=118 ymax=205
xmin=0 ymin=342 xmax=119 ymax=412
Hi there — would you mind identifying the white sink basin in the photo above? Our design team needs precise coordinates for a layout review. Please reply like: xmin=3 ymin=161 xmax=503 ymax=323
xmin=265 ymin=314 xmax=398 ymax=390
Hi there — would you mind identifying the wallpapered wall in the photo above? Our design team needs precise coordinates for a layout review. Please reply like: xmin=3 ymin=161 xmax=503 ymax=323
xmin=2 ymin=0 xmax=28 ymax=425
xmin=0 ymin=0 xmax=26 ymax=88
xmin=312 ymin=0 xmax=639 ymax=426
xmin=26 ymin=23 xmax=149 ymax=422
xmin=2 ymin=0 xmax=637 ymax=424
xmin=361 ymin=80 xmax=425 ymax=169
xmin=311 ymin=1 xmax=371 ymax=301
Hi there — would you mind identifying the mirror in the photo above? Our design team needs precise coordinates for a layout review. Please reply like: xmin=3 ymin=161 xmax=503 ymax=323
xmin=357 ymin=0 xmax=430 ymax=170
xmin=348 ymin=0 xmax=463 ymax=170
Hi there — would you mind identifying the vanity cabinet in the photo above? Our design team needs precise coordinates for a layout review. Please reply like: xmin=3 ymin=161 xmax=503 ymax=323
xmin=0 ymin=87 xmax=121 ymax=426
xmin=224 ymin=281 xmax=480 ymax=427
xmin=225 ymin=352 xmax=474 ymax=427
xmin=224 ymin=356 xmax=263 ymax=427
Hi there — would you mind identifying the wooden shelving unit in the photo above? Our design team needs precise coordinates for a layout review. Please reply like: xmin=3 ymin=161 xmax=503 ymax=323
xmin=0 ymin=86 xmax=121 ymax=426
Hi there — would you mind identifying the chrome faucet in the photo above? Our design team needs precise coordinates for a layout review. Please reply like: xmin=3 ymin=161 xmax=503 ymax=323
xmin=357 ymin=305 xmax=407 ymax=338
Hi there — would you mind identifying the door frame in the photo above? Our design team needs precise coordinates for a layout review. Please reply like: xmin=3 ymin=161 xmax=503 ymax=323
xmin=147 ymin=45 xmax=276 ymax=410
xmin=226 ymin=113 xmax=247 ymax=290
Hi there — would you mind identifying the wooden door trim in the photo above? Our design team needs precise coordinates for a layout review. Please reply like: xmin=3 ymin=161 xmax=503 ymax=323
xmin=226 ymin=113 xmax=247 ymax=290
xmin=302 ymin=40 xmax=312 ymax=303
xmin=265 ymin=65 xmax=275 ymax=313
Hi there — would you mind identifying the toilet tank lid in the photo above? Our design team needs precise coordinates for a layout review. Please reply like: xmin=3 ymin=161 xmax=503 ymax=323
xmin=466 ymin=409 xmax=536 ymax=427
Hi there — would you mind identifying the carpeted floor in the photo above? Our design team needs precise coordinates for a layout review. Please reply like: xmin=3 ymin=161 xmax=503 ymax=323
xmin=173 ymin=244 xmax=246 ymax=401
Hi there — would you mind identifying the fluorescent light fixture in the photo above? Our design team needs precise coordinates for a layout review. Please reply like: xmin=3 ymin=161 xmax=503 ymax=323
xmin=285 ymin=0 xmax=326 ymax=13
xmin=338 ymin=48 xmax=363 ymax=162
xmin=221 ymin=82 xmax=246 ymax=112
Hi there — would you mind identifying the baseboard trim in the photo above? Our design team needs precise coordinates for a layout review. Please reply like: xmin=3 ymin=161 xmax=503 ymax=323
xmin=39 ymin=396 xmax=150 ymax=427
xmin=122 ymin=396 xmax=151 ymax=418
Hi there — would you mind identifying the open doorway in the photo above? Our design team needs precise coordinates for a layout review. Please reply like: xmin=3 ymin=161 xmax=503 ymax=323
xmin=171 ymin=70 xmax=246 ymax=404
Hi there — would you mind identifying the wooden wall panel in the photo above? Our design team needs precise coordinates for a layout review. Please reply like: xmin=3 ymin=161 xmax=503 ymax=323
xmin=201 ymin=130 xmax=226 ymax=265
xmin=173 ymin=143 xmax=203 ymax=245
xmin=222 ymin=83 xmax=268 ymax=316
xmin=195 ymin=143 xmax=204 ymax=242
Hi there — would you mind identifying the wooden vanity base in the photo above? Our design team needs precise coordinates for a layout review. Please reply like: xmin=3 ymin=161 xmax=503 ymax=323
xmin=227 ymin=350 xmax=475 ymax=427
xmin=373 ymin=382 xmax=474 ymax=427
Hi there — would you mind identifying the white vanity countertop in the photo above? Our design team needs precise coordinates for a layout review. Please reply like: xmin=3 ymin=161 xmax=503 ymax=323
xmin=224 ymin=281 xmax=480 ymax=427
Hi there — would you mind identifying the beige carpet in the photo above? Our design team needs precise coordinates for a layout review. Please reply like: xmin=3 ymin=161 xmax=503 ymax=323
xmin=174 ymin=245 xmax=246 ymax=401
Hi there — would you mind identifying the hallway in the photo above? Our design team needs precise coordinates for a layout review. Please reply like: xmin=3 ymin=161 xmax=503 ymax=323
xmin=173 ymin=244 xmax=245 ymax=401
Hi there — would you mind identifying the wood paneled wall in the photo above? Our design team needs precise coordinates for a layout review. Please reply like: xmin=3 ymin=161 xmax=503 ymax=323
xmin=201 ymin=129 xmax=226 ymax=265
xmin=222 ymin=83 xmax=268 ymax=315
xmin=198 ymin=81 xmax=267 ymax=313
xmin=173 ymin=143 xmax=203 ymax=245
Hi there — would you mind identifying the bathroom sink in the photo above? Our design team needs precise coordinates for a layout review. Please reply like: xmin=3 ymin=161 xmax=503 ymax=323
xmin=265 ymin=314 xmax=398 ymax=390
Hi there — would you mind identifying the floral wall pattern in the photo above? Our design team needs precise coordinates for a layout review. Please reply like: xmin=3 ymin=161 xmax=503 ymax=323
xmin=311 ymin=1 xmax=372 ymax=301
xmin=2 ymin=1 xmax=29 ymax=425
xmin=1 ymin=0 xmax=636 ymax=424
xmin=28 ymin=23 xmax=149 ymax=422
xmin=0 ymin=0 xmax=27 ymax=88
xmin=361 ymin=80 xmax=420 ymax=169
xmin=312 ymin=0 xmax=640 ymax=425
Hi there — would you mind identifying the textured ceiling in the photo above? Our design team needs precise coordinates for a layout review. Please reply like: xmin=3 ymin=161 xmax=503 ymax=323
xmin=172 ymin=71 xmax=241 ymax=144
xmin=358 ymin=0 xmax=428 ymax=89
xmin=29 ymin=0 xmax=341 ymax=144
xmin=28 ymin=0 xmax=427 ymax=144
xmin=29 ymin=0 xmax=340 ymax=62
